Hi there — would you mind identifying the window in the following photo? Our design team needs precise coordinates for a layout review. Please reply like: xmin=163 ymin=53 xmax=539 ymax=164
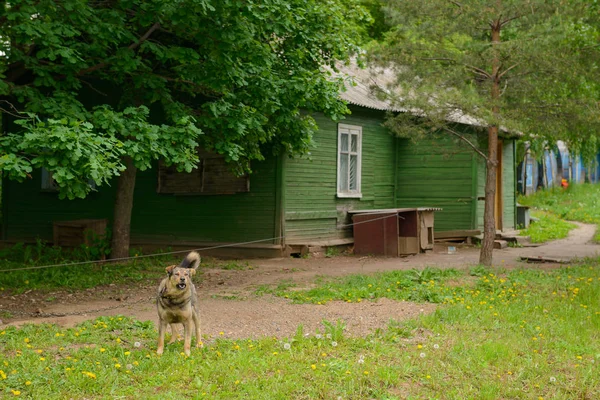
xmin=337 ymin=124 xmax=362 ymax=198
xmin=41 ymin=168 xmax=96 ymax=192
xmin=157 ymin=149 xmax=250 ymax=195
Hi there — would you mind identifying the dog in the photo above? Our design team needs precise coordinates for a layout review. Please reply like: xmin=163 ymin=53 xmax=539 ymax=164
xmin=156 ymin=251 xmax=202 ymax=356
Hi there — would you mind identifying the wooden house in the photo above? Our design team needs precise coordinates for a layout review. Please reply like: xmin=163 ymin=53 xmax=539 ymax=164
xmin=1 ymin=67 xmax=518 ymax=257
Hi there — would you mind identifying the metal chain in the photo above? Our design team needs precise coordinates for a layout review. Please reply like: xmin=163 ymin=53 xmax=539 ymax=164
xmin=0 ymin=296 xmax=156 ymax=319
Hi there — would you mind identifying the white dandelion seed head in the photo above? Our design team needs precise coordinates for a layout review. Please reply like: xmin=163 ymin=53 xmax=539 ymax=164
xmin=283 ymin=343 xmax=291 ymax=350
xmin=420 ymin=353 xmax=426 ymax=358
xmin=126 ymin=364 xmax=133 ymax=370
xmin=315 ymin=334 xmax=322 ymax=339
xmin=433 ymin=344 xmax=440 ymax=349
xmin=358 ymin=358 xmax=364 ymax=364
xmin=326 ymin=334 xmax=332 ymax=339
xmin=134 ymin=342 xmax=141 ymax=348
xmin=332 ymin=341 xmax=338 ymax=347
xmin=549 ymin=377 xmax=556 ymax=383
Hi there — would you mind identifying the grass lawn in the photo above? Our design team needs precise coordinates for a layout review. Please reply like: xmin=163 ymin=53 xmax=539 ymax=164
xmin=2 ymin=183 xmax=600 ymax=398
xmin=2 ymin=263 xmax=599 ymax=399
xmin=518 ymin=183 xmax=600 ymax=242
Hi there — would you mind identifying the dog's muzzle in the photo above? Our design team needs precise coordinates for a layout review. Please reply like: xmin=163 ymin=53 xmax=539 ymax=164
xmin=177 ymin=280 xmax=187 ymax=290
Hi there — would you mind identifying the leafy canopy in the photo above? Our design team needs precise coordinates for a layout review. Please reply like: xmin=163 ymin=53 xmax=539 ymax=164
xmin=1 ymin=0 xmax=368 ymax=198
xmin=369 ymin=0 xmax=600 ymax=153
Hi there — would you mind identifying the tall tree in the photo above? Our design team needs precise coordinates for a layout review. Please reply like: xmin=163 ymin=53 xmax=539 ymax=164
xmin=0 ymin=0 xmax=368 ymax=258
xmin=370 ymin=0 xmax=597 ymax=265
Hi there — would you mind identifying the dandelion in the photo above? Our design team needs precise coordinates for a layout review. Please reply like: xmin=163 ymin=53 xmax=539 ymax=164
xmin=326 ymin=334 xmax=332 ymax=339
xmin=417 ymin=344 xmax=423 ymax=349
xmin=315 ymin=334 xmax=322 ymax=340
xmin=283 ymin=343 xmax=291 ymax=350
xmin=126 ymin=364 xmax=133 ymax=370
xmin=11 ymin=390 xmax=20 ymax=396
xmin=420 ymin=353 xmax=426 ymax=358
xmin=115 ymin=364 xmax=121 ymax=369
xmin=272 ymin=352 xmax=278 ymax=355
xmin=124 ymin=351 xmax=131 ymax=356
xmin=100 ymin=348 xmax=106 ymax=353
xmin=426 ymin=375 xmax=431 ymax=379
xmin=332 ymin=341 xmax=338 ymax=347
xmin=321 ymin=352 xmax=327 ymax=357
xmin=358 ymin=358 xmax=365 ymax=364
xmin=311 ymin=364 xmax=317 ymax=370
xmin=134 ymin=342 xmax=141 ymax=348
xmin=433 ymin=344 xmax=440 ymax=349
xmin=23 ymin=338 xmax=30 ymax=344
xmin=25 ymin=381 xmax=31 ymax=386
xmin=549 ymin=376 xmax=556 ymax=383
xmin=363 ymin=371 xmax=369 ymax=375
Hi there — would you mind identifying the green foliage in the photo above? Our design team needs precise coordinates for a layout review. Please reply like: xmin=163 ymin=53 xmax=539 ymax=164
xmin=370 ymin=1 xmax=600 ymax=153
xmin=519 ymin=183 xmax=600 ymax=242
xmin=1 ymin=0 xmax=369 ymax=196
xmin=519 ymin=210 xmax=576 ymax=243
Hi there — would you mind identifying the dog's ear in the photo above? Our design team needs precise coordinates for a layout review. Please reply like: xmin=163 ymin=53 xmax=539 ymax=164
xmin=165 ymin=265 xmax=176 ymax=275
xmin=189 ymin=268 xmax=196 ymax=277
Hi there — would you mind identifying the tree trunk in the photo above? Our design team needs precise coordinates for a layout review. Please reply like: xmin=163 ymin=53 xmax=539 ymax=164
xmin=479 ymin=127 xmax=498 ymax=265
xmin=479 ymin=18 xmax=502 ymax=266
xmin=110 ymin=156 xmax=137 ymax=259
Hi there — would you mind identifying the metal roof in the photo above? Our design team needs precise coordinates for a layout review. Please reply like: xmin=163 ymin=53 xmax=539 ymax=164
xmin=333 ymin=61 xmax=520 ymax=136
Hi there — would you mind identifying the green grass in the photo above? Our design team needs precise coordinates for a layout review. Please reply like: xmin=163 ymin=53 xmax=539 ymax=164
xmin=0 ymin=244 xmax=253 ymax=293
xmin=519 ymin=211 xmax=577 ymax=243
xmin=518 ymin=183 xmax=600 ymax=241
xmin=259 ymin=267 xmax=463 ymax=304
xmin=2 ymin=262 xmax=599 ymax=399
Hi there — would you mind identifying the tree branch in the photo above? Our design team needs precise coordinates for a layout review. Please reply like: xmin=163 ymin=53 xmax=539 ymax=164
xmin=77 ymin=22 xmax=161 ymax=76
xmin=498 ymin=63 xmax=520 ymax=79
xmin=442 ymin=125 xmax=489 ymax=161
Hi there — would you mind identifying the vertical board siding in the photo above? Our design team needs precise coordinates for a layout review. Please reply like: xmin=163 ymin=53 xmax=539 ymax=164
xmin=502 ymin=140 xmax=516 ymax=230
xmin=284 ymin=107 xmax=396 ymax=243
xmin=4 ymin=158 xmax=278 ymax=245
xmin=395 ymin=135 xmax=477 ymax=232
xmin=476 ymin=138 xmax=517 ymax=231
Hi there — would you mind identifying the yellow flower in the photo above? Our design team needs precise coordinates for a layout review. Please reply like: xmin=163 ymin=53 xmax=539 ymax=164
xmin=417 ymin=344 xmax=423 ymax=349
xmin=24 ymin=338 xmax=30 ymax=343
xmin=363 ymin=371 xmax=369 ymax=375
xmin=115 ymin=364 xmax=121 ymax=369
xmin=124 ymin=351 xmax=131 ymax=356
xmin=25 ymin=381 xmax=31 ymax=386
xmin=100 ymin=348 xmax=106 ymax=352
xmin=311 ymin=364 xmax=316 ymax=370
xmin=11 ymin=390 xmax=21 ymax=396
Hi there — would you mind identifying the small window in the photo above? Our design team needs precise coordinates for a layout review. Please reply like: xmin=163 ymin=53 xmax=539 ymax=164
xmin=337 ymin=124 xmax=362 ymax=198
xmin=41 ymin=168 xmax=60 ymax=192
xmin=157 ymin=150 xmax=250 ymax=195
xmin=41 ymin=168 xmax=96 ymax=192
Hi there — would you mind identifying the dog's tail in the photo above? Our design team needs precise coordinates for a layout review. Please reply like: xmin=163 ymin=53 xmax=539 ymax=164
xmin=179 ymin=251 xmax=201 ymax=270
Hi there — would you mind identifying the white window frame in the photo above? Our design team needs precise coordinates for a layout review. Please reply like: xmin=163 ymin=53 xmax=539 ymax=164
xmin=336 ymin=124 xmax=362 ymax=198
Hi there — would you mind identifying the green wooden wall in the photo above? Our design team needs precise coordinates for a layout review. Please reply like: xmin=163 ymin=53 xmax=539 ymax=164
xmin=2 ymin=158 xmax=278 ymax=245
xmin=476 ymin=140 xmax=516 ymax=231
xmin=395 ymin=134 xmax=478 ymax=232
xmin=283 ymin=107 xmax=396 ymax=244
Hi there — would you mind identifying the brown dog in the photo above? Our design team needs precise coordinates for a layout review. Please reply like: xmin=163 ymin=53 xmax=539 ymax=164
xmin=156 ymin=251 xmax=202 ymax=356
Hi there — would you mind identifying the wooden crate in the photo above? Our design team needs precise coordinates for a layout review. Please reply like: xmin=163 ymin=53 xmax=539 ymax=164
xmin=52 ymin=219 xmax=108 ymax=247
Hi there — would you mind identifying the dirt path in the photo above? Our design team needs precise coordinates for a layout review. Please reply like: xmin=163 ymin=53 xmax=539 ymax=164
xmin=2 ymin=222 xmax=597 ymax=340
